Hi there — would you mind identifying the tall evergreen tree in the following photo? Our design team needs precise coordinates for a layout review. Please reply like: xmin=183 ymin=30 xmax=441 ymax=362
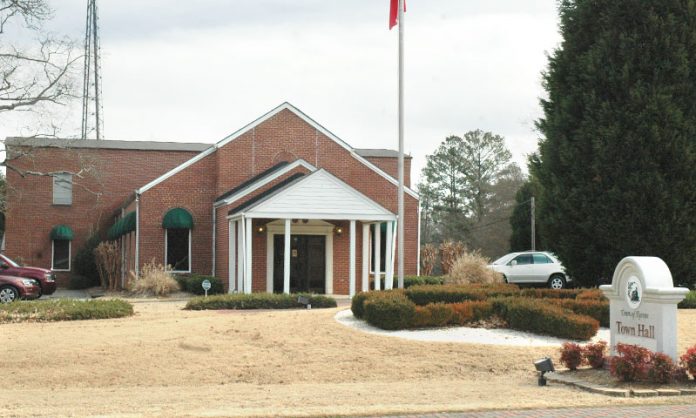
xmin=535 ymin=0 xmax=696 ymax=287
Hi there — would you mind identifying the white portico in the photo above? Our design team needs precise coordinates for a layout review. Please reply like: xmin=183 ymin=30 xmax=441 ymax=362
xmin=226 ymin=169 xmax=397 ymax=296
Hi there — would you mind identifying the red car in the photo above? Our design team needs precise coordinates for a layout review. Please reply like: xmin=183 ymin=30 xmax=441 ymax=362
xmin=0 ymin=254 xmax=57 ymax=297
xmin=0 ymin=275 xmax=41 ymax=303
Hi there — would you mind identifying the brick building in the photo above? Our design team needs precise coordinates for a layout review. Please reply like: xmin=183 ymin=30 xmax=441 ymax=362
xmin=5 ymin=103 xmax=420 ymax=295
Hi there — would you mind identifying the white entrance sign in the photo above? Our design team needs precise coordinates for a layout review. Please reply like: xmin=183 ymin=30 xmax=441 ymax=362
xmin=600 ymin=257 xmax=688 ymax=360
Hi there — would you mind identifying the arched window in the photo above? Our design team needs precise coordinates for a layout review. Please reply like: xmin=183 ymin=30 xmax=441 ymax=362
xmin=162 ymin=208 xmax=193 ymax=272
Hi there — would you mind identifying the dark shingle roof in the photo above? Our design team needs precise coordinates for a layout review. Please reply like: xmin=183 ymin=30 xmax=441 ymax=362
xmin=354 ymin=148 xmax=411 ymax=158
xmin=5 ymin=137 xmax=212 ymax=152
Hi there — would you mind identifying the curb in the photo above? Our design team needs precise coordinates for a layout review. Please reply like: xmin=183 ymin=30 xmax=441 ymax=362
xmin=546 ymin=372 xmax=696 ymax=397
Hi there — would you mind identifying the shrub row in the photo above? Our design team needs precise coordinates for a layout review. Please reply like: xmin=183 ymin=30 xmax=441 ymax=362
xmin=496 ymin=297 xmax=599 ymax=340
xmin=610 ymin=343 xmax=690 ymax=383
xmin=547 ymin=298 xmax=609 ymax=327
xmin=175 ymin=274 xmax=225 ymax=295
xmin=560 ymin=341 xmax=607 ymax=370
xmin=185 ymin=293 xmax=337 ymax=310
xmin=679 ymin=290 xmax=696 ymax=309
xmin=358 ymin=292 xmax=599 ymax=340
xmin=404 ymin=283 xmax=520 ymax=306
xmin=374 ymin=275 xmax=445 ymax=289
xmin=0 ymin=299 xmax=133 ymax=323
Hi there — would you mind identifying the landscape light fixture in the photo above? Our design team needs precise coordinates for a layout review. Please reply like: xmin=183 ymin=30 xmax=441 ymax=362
xmin=297 ymin=295 xmax=311 ymax=310
xmin=534 ymin=357 xmax=555 ymax=386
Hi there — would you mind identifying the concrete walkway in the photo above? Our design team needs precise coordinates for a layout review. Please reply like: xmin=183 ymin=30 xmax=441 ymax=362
xmin=42 ymin=289 xmax=90 ymax=299
xmin=382 ymin=404 xmax=696 ymax=418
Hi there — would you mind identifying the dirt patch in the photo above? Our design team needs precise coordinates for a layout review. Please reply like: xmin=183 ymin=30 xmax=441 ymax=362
xmin=1 ymin=303 xmax=695 ymax=417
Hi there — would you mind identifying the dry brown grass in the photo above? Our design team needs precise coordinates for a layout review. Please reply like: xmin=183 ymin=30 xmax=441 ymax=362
xmin=94 ymin=241 xmax=120 ymax=290
xmin=446 ymin=250 xmax=504 ymax=285
xmin=439 ymin=240 xmax=466 ymax=275
xmin=128 ymin=261 xmax=180 ymax=296
xmin=2 ymin=302 xmax=695 ymax=417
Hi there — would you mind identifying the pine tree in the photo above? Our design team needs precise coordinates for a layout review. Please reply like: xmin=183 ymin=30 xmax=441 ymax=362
xmin=536 ymin=0 xmax=696 ymax=287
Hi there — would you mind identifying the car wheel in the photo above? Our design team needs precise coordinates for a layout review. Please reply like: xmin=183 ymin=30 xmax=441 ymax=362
xmin=0 ymin=285 xmax=19 ymax=303
xmin=548 ymin=274 xmax=566 ymax=290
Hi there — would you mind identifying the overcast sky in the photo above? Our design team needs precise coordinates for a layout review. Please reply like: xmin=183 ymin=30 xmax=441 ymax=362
xmin=2 ymin=0 xmax=562 ymax=184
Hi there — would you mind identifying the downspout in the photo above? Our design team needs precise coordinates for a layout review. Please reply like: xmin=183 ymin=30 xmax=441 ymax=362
xmin=211 ymin=205 xmax=216 ymax=276
xmin=417 ymin=199 xmax=421 ymax=276
xmin=135 ymin=191 xmax=140 ymax=276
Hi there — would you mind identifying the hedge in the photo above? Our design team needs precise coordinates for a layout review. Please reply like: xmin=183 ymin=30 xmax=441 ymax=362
xmin=375 ymin=275 xmax=446 ymax=289
xmin=0 ymin=299 xmax=133 ymax=323
xmin=363 ymin=292 xmax=416 ymax=330
xmin=175 ymin=274 xmax=224 ymax=295
xmin=548 ymin=298 xmax=609 ymax=327
xmin=185 ymin=293 xmax=337 ymax=310
xmin=352 ymin=290 xmax=406 ymax=319
xmin=679 ymin=291 xmax=696 ymax=309
xmin=405 ymin=283 xmax=519 ymax=306
xmin=500 ymin=297 xmax=599 ymax=340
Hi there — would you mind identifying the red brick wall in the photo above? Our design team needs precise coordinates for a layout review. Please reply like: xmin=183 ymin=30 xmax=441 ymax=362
xmin=364 ymin=156 xmax=412 ymax=188
xmin=209 ymin=109 xmax=419 ymax=293
xmin=5 ymin=146 xmax=200 ymax=285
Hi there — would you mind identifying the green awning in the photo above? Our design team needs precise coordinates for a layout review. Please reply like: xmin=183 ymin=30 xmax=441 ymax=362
xmin=50 ymin=225 xmax=74 ymax=240
xmin=107 ymin=211 xmax=137 ymax=240
xmin=162 ymin=208 xmax=193 ymax=229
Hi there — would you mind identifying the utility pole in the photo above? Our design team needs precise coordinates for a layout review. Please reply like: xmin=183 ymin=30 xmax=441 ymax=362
xmin=531 ymin=196 xmax=535 ymax=251
xmin=81 ymin=0 xmax=103 ymax=140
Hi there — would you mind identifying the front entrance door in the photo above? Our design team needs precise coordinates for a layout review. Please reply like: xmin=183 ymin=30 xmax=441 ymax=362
xmin=273 ymin=235 xmax=326 ymax=293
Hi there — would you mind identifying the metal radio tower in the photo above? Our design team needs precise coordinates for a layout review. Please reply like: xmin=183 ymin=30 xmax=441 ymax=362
xmin=81 ymin=0 xmax=103 ymax=140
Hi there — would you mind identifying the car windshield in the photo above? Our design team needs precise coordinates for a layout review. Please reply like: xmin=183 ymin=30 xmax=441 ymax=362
xmin=1 ymin=254 xmax=20 ymax=267
xmin=491 ymin=253 xmax=516 ymax=265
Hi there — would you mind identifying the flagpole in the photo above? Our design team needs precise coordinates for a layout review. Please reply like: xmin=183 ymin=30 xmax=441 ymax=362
xmin=397 ymin=0 xmax=405 ymax=289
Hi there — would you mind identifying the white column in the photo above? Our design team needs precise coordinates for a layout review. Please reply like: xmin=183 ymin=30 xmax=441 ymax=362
xmin=361 ymin=222 xmax=369 ymax=292
xmin=385 ymin=220 xmax=394 ymax=289
xmin=391 ymin=220 xmax=398 ymax=286
xmin=245 ymin=217 xmax=253 ymax=294
xmin=237 ymin=220 xmax=244 ymax=293
xmin=229 ymin=220 xmax=236 ymax=293
xmin=349 ymin=220 xmax=356 ymax=296
xmin=283 ymin=219 xmax=291 ymax=294
xmin=374 ymin=222 xmax=381 ymax=291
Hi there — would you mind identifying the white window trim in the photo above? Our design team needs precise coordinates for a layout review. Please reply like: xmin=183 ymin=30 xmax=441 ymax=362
xmin=52 ymin=173 xmax=73 ymax=206
xmin=51 ymin=239 xmax=71 ymax=271
xmin=164 ymin=229 xmax=192 ymax=274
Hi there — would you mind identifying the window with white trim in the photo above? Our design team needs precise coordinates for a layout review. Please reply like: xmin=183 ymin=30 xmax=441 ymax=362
xmin=52 ymin=239 xmax=71 ymax=270
xmin=52 ymin=173 xmax=73 ymax=205
xmin=166 ymin=228 xmax=190 ymax=272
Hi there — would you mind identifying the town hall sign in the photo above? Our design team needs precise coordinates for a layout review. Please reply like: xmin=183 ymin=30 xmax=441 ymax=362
xmin=600 ymin=257 xmax=688 ymax=360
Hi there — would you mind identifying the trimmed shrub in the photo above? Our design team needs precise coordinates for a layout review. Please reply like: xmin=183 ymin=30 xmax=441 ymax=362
xmin=72 ymin=234 xmax=101 ymax=288
xmin=129 ymin=262 xmax=180 ymax=296
xmin=610 ymin=343 xmax=651 ymax=382
xmin=502 ymin=298 xmax=599 ymax=340
xmin=648 ymin=352 xmax=677 ymax=384
xmin=406 ymin=285 xmax=485 ymax=305
xmin=363 ymin=292 xmax=416 ymax=330
xmin=678 ymin=291 xmax=696 ymax=309
xmin=560 ymin=342 xmax=583 ymax=370
xmin=185 ymin=293 xmax=337 ymax=310
xmin=576 ymin=289 xmax=607 ymax=301
xmin=446 ymin=250 xmax=503 ymax=285
xmin=520 ymin=288 xmax=582 ymax=299
xmin=176 ymin=274 xmax=224 ymax=295
xmin=548 ymin=299 xmax=609 ymax=327
xmin=377 ymin=275 xmax=445 ymax=290
xmin=583 ymin=340 xmax=607 ymax=369
xmin=680 ymin=345 xmax=696 ymax=377
xmin=0 ymin=299 xmax=133 ymax=323
xmin=352 ymin=290 xmax=404 ymax=319
xmin=450 ymin=300 xmax=494 ymax=323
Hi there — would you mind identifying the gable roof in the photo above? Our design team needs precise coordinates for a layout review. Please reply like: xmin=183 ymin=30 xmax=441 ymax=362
xmin=136 ymin=102 xmax=419 ymax=198
xmin=355 ymin=148 xmax=412 ymax=159
xmin=227 ymin=172 xmax=306 ymax=215
xmin=228 ymin=169 xmax=396 ymax=221
xmin=214 ymin=159 xmax=316 ymax=206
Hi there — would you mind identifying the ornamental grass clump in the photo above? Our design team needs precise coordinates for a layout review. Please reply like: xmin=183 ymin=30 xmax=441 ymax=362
xmin=439 ymin=240 xmax=466 ymax=275
xmin=420 ymin=243 xmax=437 ymax=276
xmin=129 ymin=261 xmax=180 ymax=296
xmin=446 ymin=250 xmax=503 ymax=285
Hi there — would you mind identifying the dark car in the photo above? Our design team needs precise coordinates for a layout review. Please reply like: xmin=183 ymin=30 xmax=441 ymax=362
xmin=0 ymin=275 xmax=41 ymax=303
xmin=0 ymin=254 xmax=57 ymax=297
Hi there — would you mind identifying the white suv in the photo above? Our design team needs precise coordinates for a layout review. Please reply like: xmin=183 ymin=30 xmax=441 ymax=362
xmin=488 ymin=251 xmax=571 ymax=289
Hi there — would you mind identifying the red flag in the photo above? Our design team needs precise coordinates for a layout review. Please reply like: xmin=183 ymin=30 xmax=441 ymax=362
xmin=389 ymin=0 xmax=406 ymax=29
